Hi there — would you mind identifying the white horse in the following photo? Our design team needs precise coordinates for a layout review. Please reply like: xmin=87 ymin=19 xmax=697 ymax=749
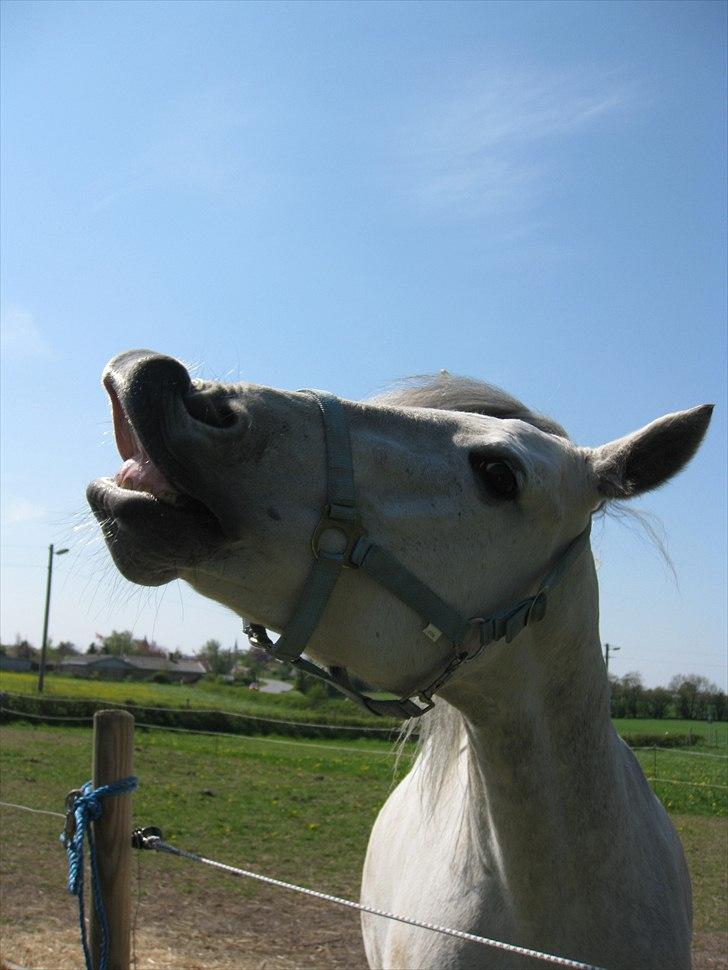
xmin=88 ymin=351 xmax=713 ymax=970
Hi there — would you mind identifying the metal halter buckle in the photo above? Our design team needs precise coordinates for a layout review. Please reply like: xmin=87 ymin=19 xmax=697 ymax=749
xmin=311 ymin=505 xmax=366 ymax=565
xmin=413 ymin=693 xmax=436 ymax=714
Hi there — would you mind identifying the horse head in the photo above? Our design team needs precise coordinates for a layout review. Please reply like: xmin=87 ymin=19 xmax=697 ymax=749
xmin=88 ymin=349 xmax=712 ymax=702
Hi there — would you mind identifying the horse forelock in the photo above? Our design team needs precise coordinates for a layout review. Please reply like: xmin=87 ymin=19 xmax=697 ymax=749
xmin=370 ymin=372 xmax=570 ymax=440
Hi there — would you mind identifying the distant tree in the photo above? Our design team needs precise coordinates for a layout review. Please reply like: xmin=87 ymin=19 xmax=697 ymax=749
xmin=129 ymin=636 xmax=167 ymax=656
xmin=669 ymin=674 xmax=720 ymax=720
xmin=86 ymin=643 xmax=97 ymax=655
xmin=706 ymin=689 xmax=728 ymax=722
xmin=645 ymin=686 xmax=672 ymax=719
xmin=608 ymin=672 xmax=646 ymax=719
xmin=13 ymin=639 xmax=36 ymax=660
xmin=608 ymin=674 xmax=623 ymax=718
xmin=101 ymin=630 xmax=134 ymax=656
xmin=619 ymin=671 xmax=644 ymax=719
xmin=56 ymin=641 xmax=78 ymax=659
xmin=197 ymin=638 xmax=234 ymax=676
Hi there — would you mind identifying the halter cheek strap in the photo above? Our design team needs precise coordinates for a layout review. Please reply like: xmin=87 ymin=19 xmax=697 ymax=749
xmin=244 ymin=391 xmax=591 ymax=719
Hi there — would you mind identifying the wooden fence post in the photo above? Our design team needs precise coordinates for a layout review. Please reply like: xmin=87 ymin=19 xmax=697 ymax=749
xmin=90 ymin=709 xmax=134 ymax=970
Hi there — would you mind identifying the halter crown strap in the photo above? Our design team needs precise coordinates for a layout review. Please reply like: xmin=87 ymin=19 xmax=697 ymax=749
xmin=313 ymin=391 xmax=357 ymax=517
xmin=247 ymin=390 xmax=592 ymax=719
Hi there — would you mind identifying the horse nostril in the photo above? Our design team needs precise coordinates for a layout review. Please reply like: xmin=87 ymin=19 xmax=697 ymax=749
xmin=184 ymin=389 xmax=238 ymax=429
xmin=106 ymin=350 xmax=192 ymax=398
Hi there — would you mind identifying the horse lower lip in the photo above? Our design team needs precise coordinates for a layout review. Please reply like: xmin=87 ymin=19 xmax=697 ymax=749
xmin=90 ymin=477 xmax=214 ymax=520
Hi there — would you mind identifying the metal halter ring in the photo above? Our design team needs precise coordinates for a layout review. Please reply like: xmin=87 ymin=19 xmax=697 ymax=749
xmin=311 ymin=506 xmax=366 ymax=565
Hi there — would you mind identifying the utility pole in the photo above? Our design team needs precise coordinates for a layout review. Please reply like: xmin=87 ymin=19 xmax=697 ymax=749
xmin=37 ymin=543 xmax=69 ymax=693
xmin=604 ymin=642 xmax=621 ymax=676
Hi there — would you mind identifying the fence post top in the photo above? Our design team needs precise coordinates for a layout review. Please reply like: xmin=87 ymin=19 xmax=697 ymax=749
xmin=93 ymin=709 xmax=134 ymax=724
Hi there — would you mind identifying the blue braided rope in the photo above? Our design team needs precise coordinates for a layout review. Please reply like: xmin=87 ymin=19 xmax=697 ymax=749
xmin=60 ymin=776 xmax=138 ymax=970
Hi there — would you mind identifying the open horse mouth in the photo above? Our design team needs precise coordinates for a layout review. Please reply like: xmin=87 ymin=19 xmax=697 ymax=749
xmin=108 ymin=384 xmax=186 ymax=506
xmin=87 ymin=350 xmax=227 ymax=585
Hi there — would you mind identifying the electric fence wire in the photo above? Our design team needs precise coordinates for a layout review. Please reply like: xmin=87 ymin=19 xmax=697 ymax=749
xmin=0 ymin=797 xmax=606 ymax=970
xmin=134 ymin=828 xmax=608 ymax=970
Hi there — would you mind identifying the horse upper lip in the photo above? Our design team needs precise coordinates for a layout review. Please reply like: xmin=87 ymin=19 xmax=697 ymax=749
xmin=105 ymin=373 xmax=142 ymax=462
xmin=102 ymin=350 xmax=196 ymax=503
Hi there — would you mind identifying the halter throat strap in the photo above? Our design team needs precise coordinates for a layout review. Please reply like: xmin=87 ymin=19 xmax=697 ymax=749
xmin=244 ymin=391 xmax=591 ymax=719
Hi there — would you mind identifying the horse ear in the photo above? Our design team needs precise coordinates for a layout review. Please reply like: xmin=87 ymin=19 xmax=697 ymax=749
xmin=590 ymin=404 xmax=714 ymax=499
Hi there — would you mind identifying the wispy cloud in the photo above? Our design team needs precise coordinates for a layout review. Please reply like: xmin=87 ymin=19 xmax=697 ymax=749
xmin=400 ymin=67 xmax=632 ymax=219
xmin=0 ymin=306 xmax=54 ymax=360
xmin=90 ymin=86 xmax=268 ymax=210
xmin=2 ymin=498 xmax=48 ymax=525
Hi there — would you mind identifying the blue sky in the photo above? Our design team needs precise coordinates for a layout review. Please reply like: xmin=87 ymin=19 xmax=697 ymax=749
xmin=1 ymin=0 xmax=725 ymax=689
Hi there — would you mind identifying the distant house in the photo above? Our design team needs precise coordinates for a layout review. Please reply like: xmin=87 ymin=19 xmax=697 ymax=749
xmin=0 ymin=655 xmax=32 ymax=672
xmin=55 ymin=655 xmax=93 ymax=674
xmin=57 ymin=654 xmax=206 ymax=684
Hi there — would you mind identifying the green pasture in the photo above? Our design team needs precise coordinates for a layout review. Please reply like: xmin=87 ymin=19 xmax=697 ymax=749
xmin=0 ymin=670 xmax=393 ymax=729
xmin=0 ymin=723 xmax=726 ymax=859
xmin=0 ymin=722 xmax=404 ymax=896
xmin=615 ymin=717 xmax=727 ymax=749
xmin=631 ymin=747 xmax=727 ymax=816
xmin=0 ymin=722 xmax=726 ymax=943
xmin=2 ymin=671 xmax=726 ymax=747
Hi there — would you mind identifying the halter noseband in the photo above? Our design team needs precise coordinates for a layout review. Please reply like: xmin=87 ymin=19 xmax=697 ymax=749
xmin=244 ymin=391 xmax=591 ymax=719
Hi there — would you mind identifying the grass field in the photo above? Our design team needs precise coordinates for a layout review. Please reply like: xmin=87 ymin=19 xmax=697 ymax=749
xmin=615 ymin=717 xmax=728 ymax=749
xmin=0 ymin=721 xmax=726 ymax=969
xmin=632 ymin=747 xmax=727 ymax=816
xmin=0 ymin=670 xmax=382 ymax=724
xmin=0 ymin=723 xmax=400 ymax=895
xmin=2 ymin=670 xmax=727 ymax=747
xmin=2 ymin=670 xmax=727 ymax=814
xmin=0 ymin=669 xmax=311 ymax=712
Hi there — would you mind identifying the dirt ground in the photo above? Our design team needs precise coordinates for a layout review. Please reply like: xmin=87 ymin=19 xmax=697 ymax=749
xmin=2 ymin=872 xmax=726 ymax=969
xmin=2 ymin=915 xmax=726 ymax=970
xmin=0 ymin=802 xmax=369 ymax=970
xmin=0 ymin=894 xmax=367 ymax=970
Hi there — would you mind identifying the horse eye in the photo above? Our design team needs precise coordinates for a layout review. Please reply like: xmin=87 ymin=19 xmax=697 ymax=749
xmin=475 ymin=460 xmax=519 ymax=499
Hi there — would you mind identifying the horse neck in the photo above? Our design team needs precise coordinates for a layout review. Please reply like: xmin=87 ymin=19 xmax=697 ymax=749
xmin=434 ymin=550 xmax=622 ymax=884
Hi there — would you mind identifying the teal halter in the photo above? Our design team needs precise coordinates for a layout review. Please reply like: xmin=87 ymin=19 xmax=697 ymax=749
xmin=244 ymin=391 xmax=591 ymax=719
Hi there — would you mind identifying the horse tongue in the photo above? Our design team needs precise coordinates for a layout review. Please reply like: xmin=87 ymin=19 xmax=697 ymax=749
xmin=115 ymin=455 xmax=181 ymax=504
